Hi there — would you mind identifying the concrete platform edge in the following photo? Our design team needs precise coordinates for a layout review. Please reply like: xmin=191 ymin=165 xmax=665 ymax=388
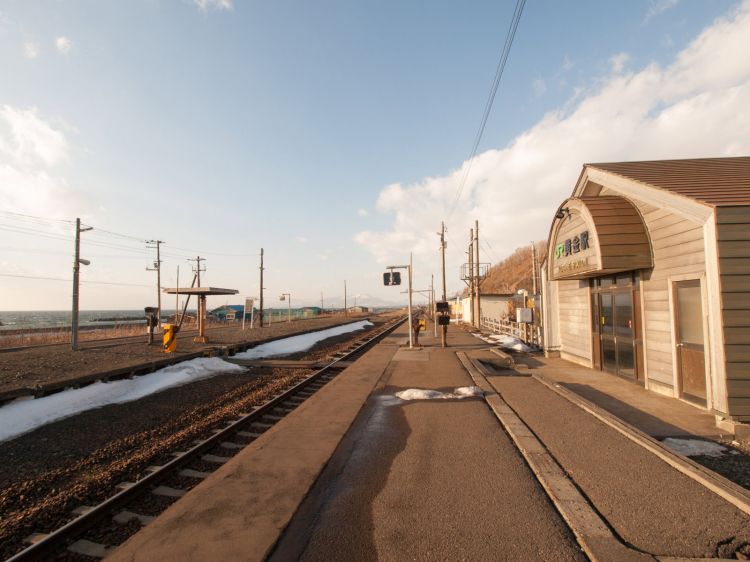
xmin=456 ymin=352 xmax=653 ymax=562
xmin=531 ymin=372 xmax=750 ymax=517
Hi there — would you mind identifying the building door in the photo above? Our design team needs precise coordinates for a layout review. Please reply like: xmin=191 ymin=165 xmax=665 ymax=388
xmin=591 ymin=273 xmax=640 ymax=382
xmin=674 ymin=279 xmax=707 ymax=406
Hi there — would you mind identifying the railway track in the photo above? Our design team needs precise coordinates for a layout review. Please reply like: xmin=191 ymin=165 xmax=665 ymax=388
xmin=5 ymin=315 xmax=406 ymax=561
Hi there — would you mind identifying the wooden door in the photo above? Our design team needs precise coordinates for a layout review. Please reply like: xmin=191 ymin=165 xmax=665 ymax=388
xmin=675 ymin=280 xmax=707 ymax=406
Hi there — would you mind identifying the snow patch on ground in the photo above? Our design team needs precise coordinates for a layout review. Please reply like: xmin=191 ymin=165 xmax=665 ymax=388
xmin=395 ymin=386 xmax=484 ymax=401
xmin=488 ymin=334 xmax=534 ymax=352
xmin=234 ymin=320 xmax=373 ymax=360
xmin=473 ymin=332 xmax=534 ymax=352
xmin=0 ymin=357 xmax=245 ymax=443
xmin=662 ymin=437 xmax=728 ymax=458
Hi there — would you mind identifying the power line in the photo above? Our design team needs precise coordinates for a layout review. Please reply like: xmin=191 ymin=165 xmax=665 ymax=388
xmin=0 ymin=273 xmax=151 ymax=287
xmin=0 ymin=209 xmax=74 ymax=225
xmin=481 ymin=238 xmax=500 ymax=263
xmin=446 ymin=0 xmax=526 ymax=222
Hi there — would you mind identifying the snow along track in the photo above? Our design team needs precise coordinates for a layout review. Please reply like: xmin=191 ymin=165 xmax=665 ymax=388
xmin=5 ymin=316 xmax=405 ymax=562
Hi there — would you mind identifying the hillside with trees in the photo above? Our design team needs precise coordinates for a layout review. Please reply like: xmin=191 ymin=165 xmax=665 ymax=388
xmin=470 ymin=240 xmax=547 ymax=295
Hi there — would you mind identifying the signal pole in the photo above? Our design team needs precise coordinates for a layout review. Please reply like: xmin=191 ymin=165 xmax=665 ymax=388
xmin=438 ymin=221 xmax=447 ymax=347
xmin=259 ymin=248 xmax=264 ymax=327
xmin=475 ymin=220 xmax=481 ymax=329
xmin=71 ymin=218 xmax=93 ymax=351
xmin=146 ymin=240 xmax=164 ymax=331
xmin=468 ymin=228 xmax=475 ymax=327
xmin=531 ymin=241 xmax=538 ymax=295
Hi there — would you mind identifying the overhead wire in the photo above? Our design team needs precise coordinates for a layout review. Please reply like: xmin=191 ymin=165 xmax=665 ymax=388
xmin=0 ymin=273 xmax=151 ymax=287
xmin=445 ymin=0 xmax=526 ymax=223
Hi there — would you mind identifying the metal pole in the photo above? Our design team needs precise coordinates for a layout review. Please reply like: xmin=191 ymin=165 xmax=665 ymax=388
xmin=469 ymin=228 xmax=474 ymax=327
xmin=531 ymin=241 xmax=538 ymax=295
xmin=439 ymin=221 xmax=447 ymax=347
xmin=475 ymin=220 xmax=481 ymax=330
xmin=176 ymin=265 xmax=179 ymax=324
xmin=288 ymin=294 xmax=291 ymax=323
xmin=259 ymin=248 xmax=264 ymax=328
xmin=71 ymin=218 xmax=81 ymax=351
xmin=407 ymin=253 xmax=413 ymax=348
xmin=344 ymin=280 xmax=347 ymax=316
xmin=432 ymin=274 xmax=437 ymax=337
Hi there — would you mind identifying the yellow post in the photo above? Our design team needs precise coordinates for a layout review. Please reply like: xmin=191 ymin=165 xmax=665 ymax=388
xmin=163 ymin=323 xmax=177 ymax=353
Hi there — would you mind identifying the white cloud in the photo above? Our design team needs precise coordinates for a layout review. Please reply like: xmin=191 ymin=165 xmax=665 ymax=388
xmin=644 ymin=0 xmax=680 ymax=25
xmin=0 ymin=106 xmax=78 ymax=217
xmin=355 ymin=1 xmax=750 ymax=292
xmin=561 ymin=55 xmax=574 ymax=72
xmin=357 ymin=208 xmax=369 ymax=217
xmin=23 ymin=42 xmax=39 ymax=59
xmin=532 ymin=78 xmax=547 ymax=97
xmin=0 ymin=106 xmax=69 ymax=167
xmin=609 ymin=52 xmax=630 ymax=73
xmin=194 ymin=0 xmax=233 ymax=11
xmin=295 ymin=235 xmax=308 ymax=243
xmin=55 ymin=36 xmax=71 ymax=55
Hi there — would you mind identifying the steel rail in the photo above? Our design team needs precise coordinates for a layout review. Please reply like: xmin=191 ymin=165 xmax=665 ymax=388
xmin=6 ymin=315 xmax=406 ymax=562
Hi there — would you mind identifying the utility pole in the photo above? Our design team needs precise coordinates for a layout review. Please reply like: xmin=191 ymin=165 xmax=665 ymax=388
xmin=437 ymin=221 xmax=447 ymax=347
xmin=531 ymin=241 xmax=538 ymax=295
xmin=146 ymin=240 xmax=164 ymax=331
xmin=408 ymin=253 xmax=413 ymax=348
xmin=259 ymin=248 xmax=264 ymax=328
xmin=188 ymin=256 xmax=205 ymax=287
xmin=475 ymin=220 xmax=481 ymax=330
xmin=468 ymin=228 xmax=475 ymax=327
xmin=71 ymin=218 xmax=93 ymax=351
xmin=321 ymin=291 xmax=324 ymax=310
xmin=344 ymin=280 xmax=347 ymax=316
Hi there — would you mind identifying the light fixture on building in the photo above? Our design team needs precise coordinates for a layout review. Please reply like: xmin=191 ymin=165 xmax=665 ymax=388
xmin=555 ymin=207 xmax=571 ymax=220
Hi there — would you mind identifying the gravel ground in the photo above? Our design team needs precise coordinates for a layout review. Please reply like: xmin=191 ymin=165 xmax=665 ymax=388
xmin=0 ymin=314 xmax=375 ymax=395
xmin=0 ymin=316 xmax=393 ymax=559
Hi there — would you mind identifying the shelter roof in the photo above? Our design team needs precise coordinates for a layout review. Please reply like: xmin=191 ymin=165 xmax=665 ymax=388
xmin=163 ymin=287 xmax=238 ymax=296
xmin=586 ymin=156 xmax=750 ymax=207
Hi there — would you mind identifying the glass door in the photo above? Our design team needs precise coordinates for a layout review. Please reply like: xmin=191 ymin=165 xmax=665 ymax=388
xmin=600 ymin=293 xmax=617 ymax=373
xmin=592 ymin=274 xmax=639 ymax=381
xmin=614 ymin=291 xmax=635 ymax=379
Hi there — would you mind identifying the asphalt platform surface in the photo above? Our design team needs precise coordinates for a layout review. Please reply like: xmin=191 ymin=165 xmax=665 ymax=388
xmin=269 ymin=331 xmax=584 ymax=561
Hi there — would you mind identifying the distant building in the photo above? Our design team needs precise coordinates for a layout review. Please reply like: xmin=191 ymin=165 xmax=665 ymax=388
xmin=209 ymin=304 xmax=247 ymax=322
xmin=451 ymin=294 xmax=514 ymax=324
xmin=348 ymin=306 xmax=370 ymax=313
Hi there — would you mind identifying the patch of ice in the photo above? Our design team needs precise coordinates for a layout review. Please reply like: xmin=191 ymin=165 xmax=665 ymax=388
xmin=487 ymin=334 xmax=533 ymax=352
xmin=662 ymin=437 xmax=728 ymax=458
xmin=396 ymin=388 xmax=446 ymax=400
xmin=234 ymin=320 xmax=373 ymax=359
xmin=395 ymin=386 xmax=483 ymax=401
xmin=0 ymin=357 xmax=245 ymax=443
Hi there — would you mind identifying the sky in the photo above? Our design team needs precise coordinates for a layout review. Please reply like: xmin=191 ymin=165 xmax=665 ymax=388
xmin=1 ymin=0 xmax=749 ymax=311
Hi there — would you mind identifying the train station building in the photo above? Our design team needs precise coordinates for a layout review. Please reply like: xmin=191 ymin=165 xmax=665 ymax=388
xmin=541 ymin=157 xmax=750 ymax=426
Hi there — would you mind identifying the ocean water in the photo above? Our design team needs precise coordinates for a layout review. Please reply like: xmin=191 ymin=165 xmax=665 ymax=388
xmin=0 ymin=310 xmax=181 ymax=331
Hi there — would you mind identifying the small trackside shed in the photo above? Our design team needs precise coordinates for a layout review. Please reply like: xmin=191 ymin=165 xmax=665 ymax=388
xmin=541 ymin=157 xmax=750 ymax=427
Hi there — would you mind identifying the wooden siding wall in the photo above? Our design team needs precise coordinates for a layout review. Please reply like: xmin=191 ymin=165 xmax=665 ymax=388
xmin=717 ymin=206 xmax=750 ymax=418
xmin=600 ymin=187 xmax=707 ymax=388
xmin=556 ymin=279 xmax=591 ymax=362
